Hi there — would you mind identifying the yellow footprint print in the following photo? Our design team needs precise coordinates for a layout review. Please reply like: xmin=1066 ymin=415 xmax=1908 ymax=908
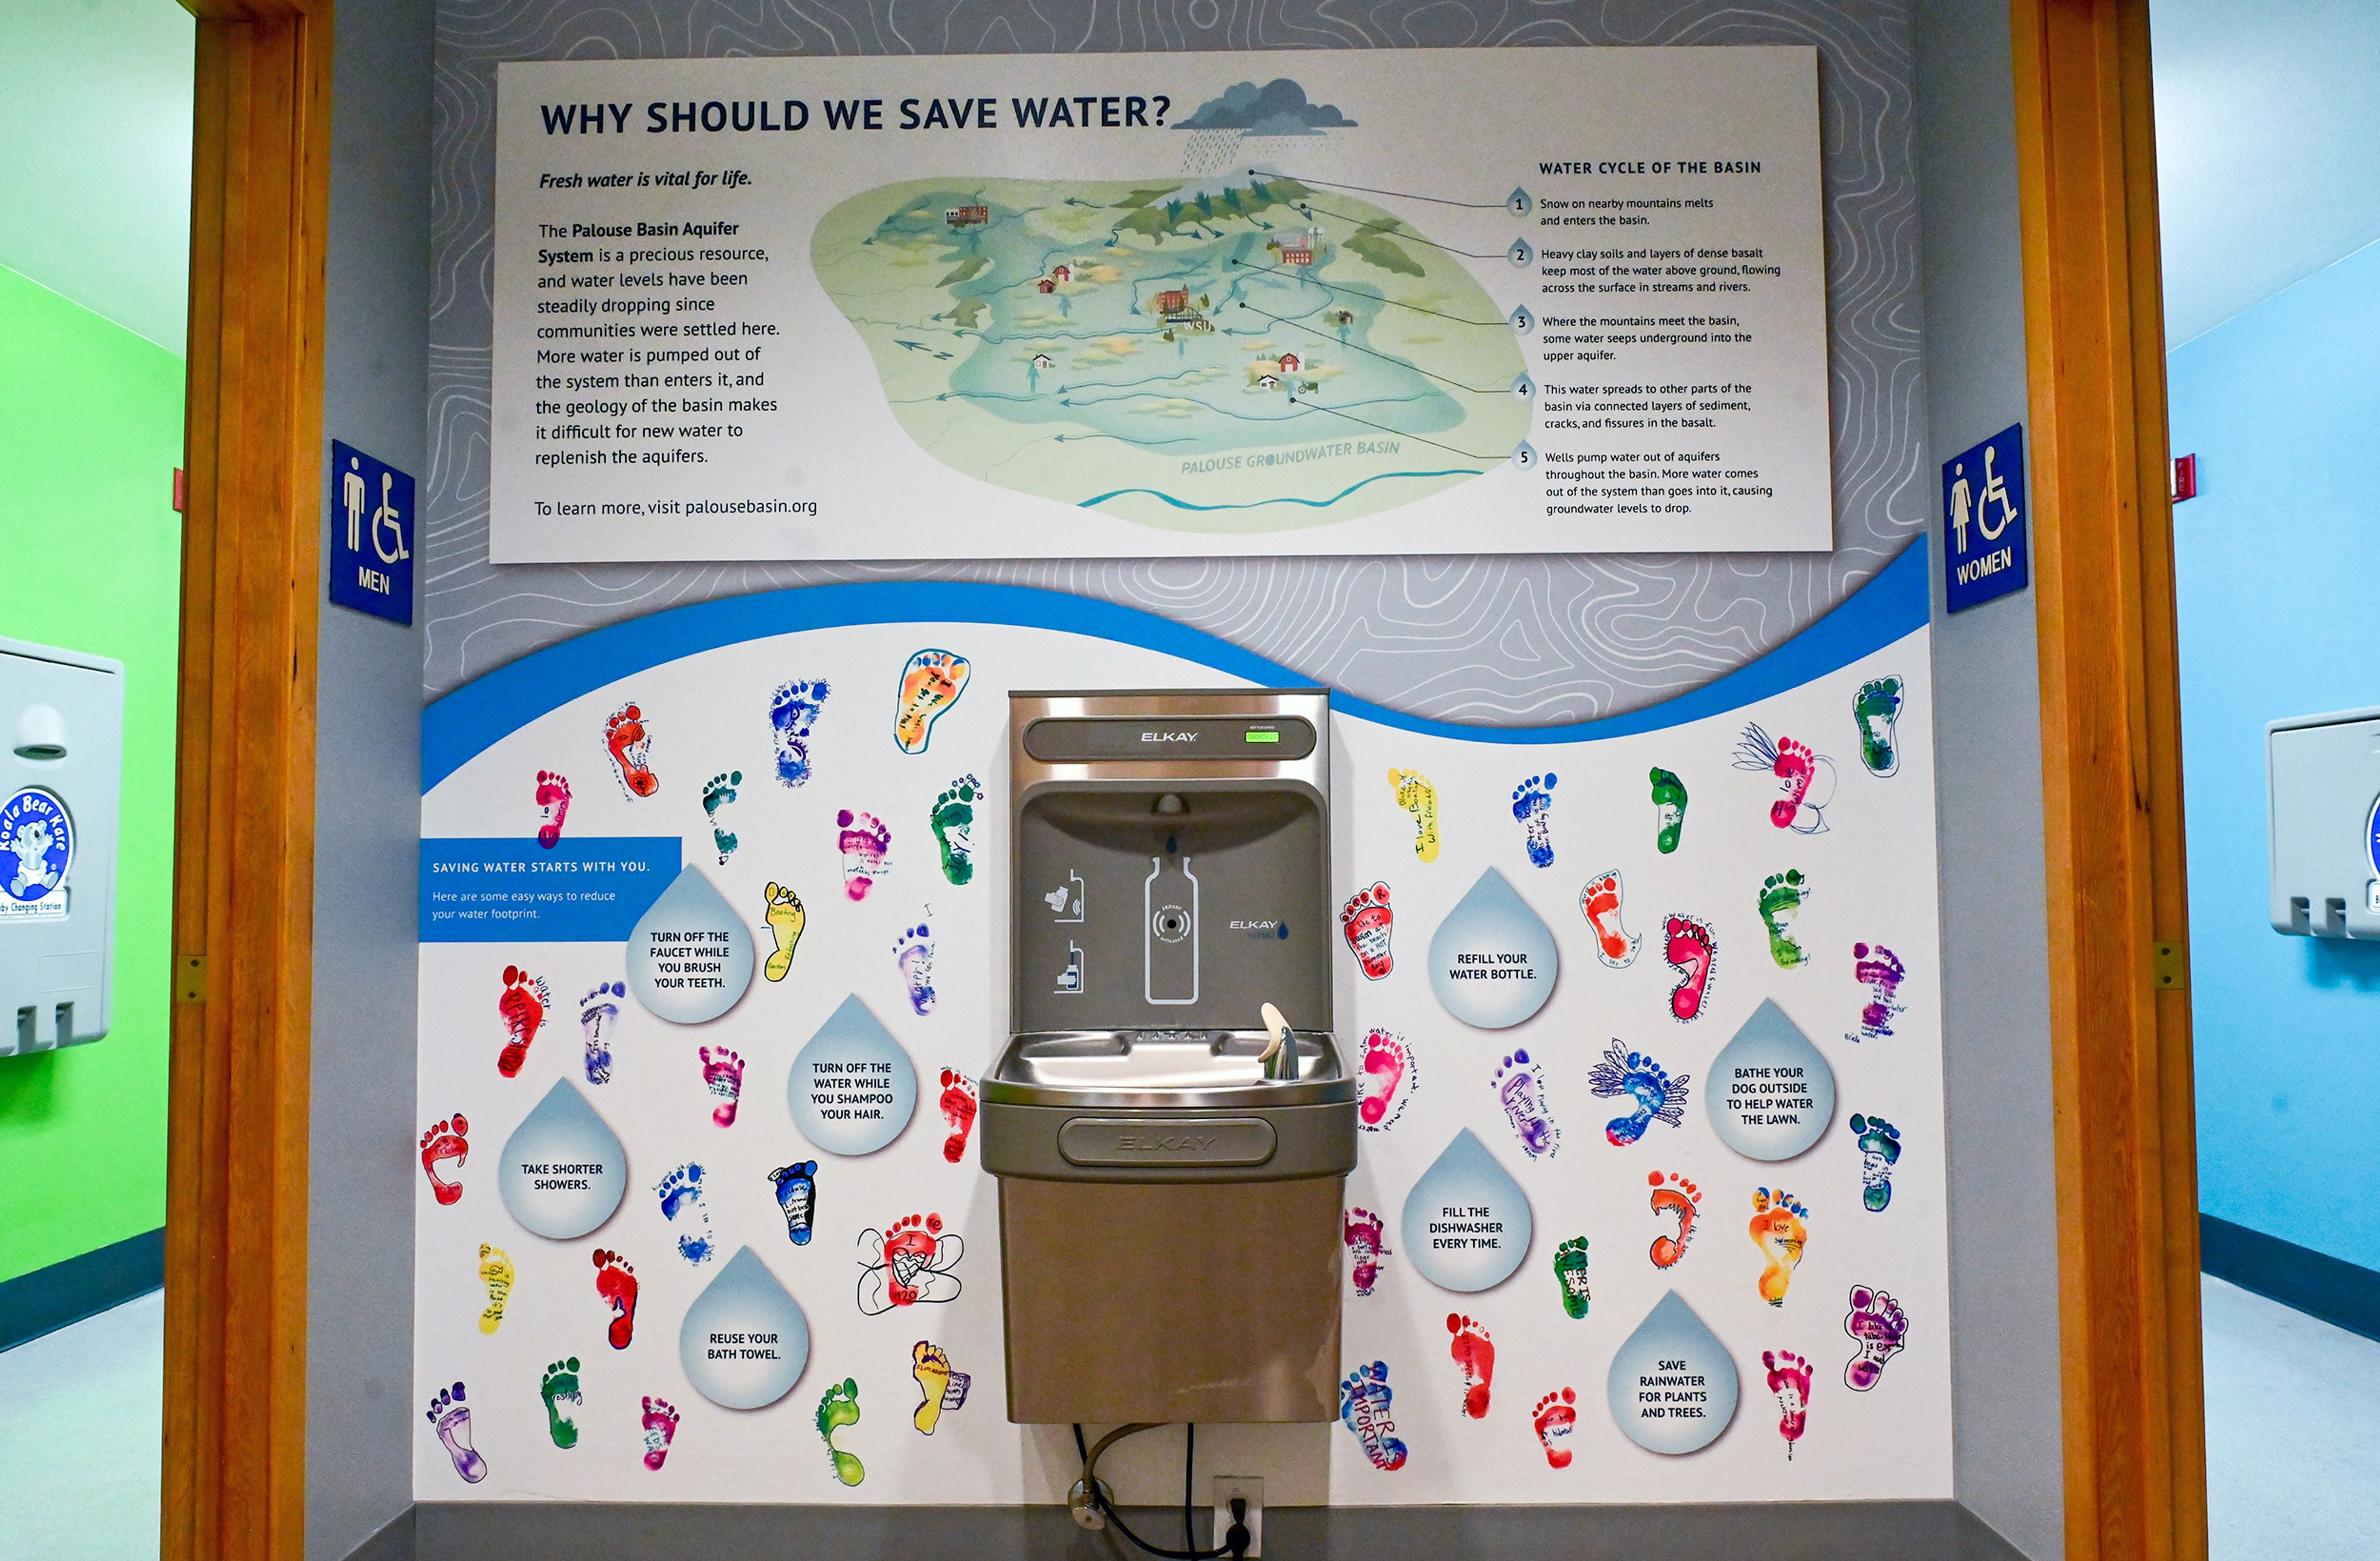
xmin=1389 ymin=768 xmax=1440 ymax=862
xmin=477 ymin=1243 xmax=514 ymax=1335
xmin=762 ymin=882 xmax=806 ymax=981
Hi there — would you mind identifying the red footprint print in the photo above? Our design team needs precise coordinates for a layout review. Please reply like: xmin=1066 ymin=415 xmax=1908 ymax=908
xmin=938 ymin=1070 xmax=978 ymax=1164
xmin=418 ymin=1115 xmax=469 ymax=1205
xmin=593 ymin=1249 xmax=638 ymax=1350
xmin=1341 ymin=883 xmax=1394 ymax=979
xmin=1447 ymin=1312 xmax=1495 ymax=1419
xmin=496 ymin=965 xmax=550 ymax=1077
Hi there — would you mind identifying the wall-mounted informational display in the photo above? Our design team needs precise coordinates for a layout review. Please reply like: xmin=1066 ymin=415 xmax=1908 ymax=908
xmin=490 ymin=48 xmax=1830 ymax=562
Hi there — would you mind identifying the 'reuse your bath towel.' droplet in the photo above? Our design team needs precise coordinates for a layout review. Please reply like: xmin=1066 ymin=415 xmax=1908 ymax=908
xmin=1606 ymin=1289 xmax=1740 ymax=1454
xmin=1706 ymin=997 xmax=1838 ymax=1162
xmin=1399 ymin=1127 xmax=1533 ymax=1293
xmin=627 ymin=863 xmax=756 ymax=1025
xmin=787 ymin=993 xmax=919 ymax=1156
xmin=498 ymin=1079 xmax=628 ymax=1239
xmin=1428 ymin=867 xmax=1559 ymax=1029
xmin=679 ymin=1245 xmax=810 ymax=1410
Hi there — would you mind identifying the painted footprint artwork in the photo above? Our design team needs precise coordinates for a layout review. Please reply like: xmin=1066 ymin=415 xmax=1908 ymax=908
xmin=426 ymin=1382 xmax=486 ymax=1484
xmin=593 ymin=1248 xmax=638 ymax=1348
xmin=816 ymin=1378 xmax=865 ymax=1486
xmin=496 ymin=965 xmax=550 ymax=1078
xmin=762 ymin=883 xmax=806 ymax=981
xmin=657 ymin=1163 xmax=714 ymax=1264
xmin=938 ymin=1071 xmax=977 ymax=1163
xmin=534 ymin=769 xmax=571 ymax=848
xmin=911 ymin=1342 xmax=970 ymax=1435
xmin=1734 ymin=722 xmax=1834 ymax=834
xmin=1553 ymin=1237 xmax=1591 ymax=1319
xmin=1851 ymin=943 xmax=1907 ymax=1041
xmin=1357 ymin=1028 xmax=1414 ymax=1131
xmin=931 ymin=775 xmax=979 ymax=885
xmin=1587 ymin=1039 xmax=1690 ymax=1146
xmin=1854 ymin=674 xmax=1905 ymax=776
xmin=579 ymin=983 xmax=623 ymax=1085
xmin=641 ymin=1395 xmax=680 ymax=1471
xmin=1493 ymin=1050 xmax=1559 ymax=1157
xmin=770 ymin=678 xmax=830 ymax=787
xmin=1388 ymin=767 xmax=1440 ymax=864
xmin=857 ymin=1212 xmax=963 ymax=1314
xmin=418 ymin=1114 xmax=467 ymax=1205
xmin=1649 ymin=1170 xmax=1701 ymax=1268
xmin=1534 ymin=1387 xmax=1579 ymax=1468
xmin=1763 ymin=1349 xmax=1814 ymax=1459
xmin=1750 ymin=1188 xmax=1810 ymax=1306
xmin=1341 ymin=882 xmax=1394 ymax=979
xmin=1448 ymin=1314 xmax=1495 ymax=1418
xmin=837 ymin=810 xmax=891 ymax=900
xmin=1580 ymin=871 xmax=1640 ymax=969
xmin=476 ymin=1244 xmax=513 ymax=1335
xmin=1760 ymin=870 xmax=1810 ymax=968
xmin=1844 ymin=1285 xmax=1909 ymax=1390
xmin=1649 ymin=767 xmax=1689 ymax=854
xmin=540 ymin=1357 xmax=583 ymax=1449
xmin=603 ymin=702 xmax=658 ymax=798
xmin=700 ymin=1046 xmax=745 ymax=1127
xmin=1663 ymin=914 xmax=1716 ymax=1022
xmin=1344 ymin=1207 xmax=1390 ymax=1297
xmin=894 ymin=648 xmax=970 ymax=754
xmin=769 ymin=1161 xmax=818 ymax=1245
xmin=894 ymin=922 xmax=936 ymax=1015
xmin=1339 ymin=1361 xmax=1409 ymax=1471
xmin=1510 ymin=772 xmax=1558 ymax=867
xmin=702 ymin=771 xmax=742 ymax=864
xmin=1853 ymin=1114 xmax=1903 ymax=1211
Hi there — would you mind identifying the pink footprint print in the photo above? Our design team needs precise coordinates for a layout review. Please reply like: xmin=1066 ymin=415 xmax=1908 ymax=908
xmin=938 ymin=1069 xmax=977 ymax=1164
xmin=1340 ymin=883 xmax=1393 ymax=979
xmin=700 ymin=1046 xmax=745 ymax=1127
xmin=1448 ymin=1312 xmax=1495 ymax=1419
xmin=837 ymin=809 xmax=890 ymax=900
xmin=641 ymin=1395 xmax=680 ymax=1470
xmin=1358 ymin=1028 xmax=1411 ymax=1130
xmin=1765 ymin=1349 xmax=1815 ymax=1458
xmin=1343 ymin=1207 xmax=1390 ymax=1296
xmin=1664 ymin=915 xmax=1716 ymax=1022
xmin=535 ymin=771 xmax=571 ymax=848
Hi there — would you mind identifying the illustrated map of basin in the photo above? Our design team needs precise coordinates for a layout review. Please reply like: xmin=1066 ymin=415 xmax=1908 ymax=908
xmin=811 ymin=174 xmax=1530 ymax=532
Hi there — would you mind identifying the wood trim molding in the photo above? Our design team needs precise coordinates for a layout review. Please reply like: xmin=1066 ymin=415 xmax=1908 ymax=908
xmin=2008 ymin=3 xmax=2208 ymax=1560
xmin=164 ymin=4 xmax=332 ymax=1559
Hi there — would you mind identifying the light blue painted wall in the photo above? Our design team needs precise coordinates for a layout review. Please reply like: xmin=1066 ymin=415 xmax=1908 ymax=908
xmin=2169 ymin=237 xmax=2380 ymax=1276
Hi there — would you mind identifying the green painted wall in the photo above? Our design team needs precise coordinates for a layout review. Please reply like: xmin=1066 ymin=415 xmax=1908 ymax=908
xmin=0 ymin=262 xmax=183 ymax=1283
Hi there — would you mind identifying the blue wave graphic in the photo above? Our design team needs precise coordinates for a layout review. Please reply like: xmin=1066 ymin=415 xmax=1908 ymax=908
xmin=1082 ymin=469 xmax=1482 ymax=511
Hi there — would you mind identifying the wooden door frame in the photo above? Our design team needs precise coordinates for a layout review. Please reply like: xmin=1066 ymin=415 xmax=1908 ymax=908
xmin=164 ymin=2 xmax=330 ymax=1559
xmin=2011 ymin=2 xmax=2209 ymax=1559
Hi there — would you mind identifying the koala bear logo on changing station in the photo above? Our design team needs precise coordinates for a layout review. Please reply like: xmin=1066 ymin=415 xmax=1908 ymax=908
xmin=0 ymin=788 xmax=73 ymax=910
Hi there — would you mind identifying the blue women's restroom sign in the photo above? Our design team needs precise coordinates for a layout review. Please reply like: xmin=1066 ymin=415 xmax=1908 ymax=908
xmin=330 ymin=440 xmax=414 ymax=625
xmin=0 ymin=787 xmax=73 ymax=918
xmin=1942 ymin=424 xmax=2029 ymax=613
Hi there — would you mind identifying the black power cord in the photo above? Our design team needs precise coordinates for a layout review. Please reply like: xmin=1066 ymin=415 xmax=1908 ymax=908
xmin=1071 ymin=1423 xmax=1249 ymax=1560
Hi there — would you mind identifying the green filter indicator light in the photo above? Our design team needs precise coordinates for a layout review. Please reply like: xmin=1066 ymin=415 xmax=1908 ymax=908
xmin=1244 ymin=729 xmax=1280 ymax=743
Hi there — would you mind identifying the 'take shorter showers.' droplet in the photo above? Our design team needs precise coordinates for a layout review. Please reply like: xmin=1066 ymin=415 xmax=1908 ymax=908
xmin=679 ymin=1245 xmax=810 ymax=1410
xmin=1428 ymin=867 xmax=1559 ymax=1029
xmin=1399 ymin=1127 xmax=1533 ymax=1293
xmin=498 ymin=1079 xmax=628 ymax=1239
xmin=627 ymin=863 xmax=756 ymax=1025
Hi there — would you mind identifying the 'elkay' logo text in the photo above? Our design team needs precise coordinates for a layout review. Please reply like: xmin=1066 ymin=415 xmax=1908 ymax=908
xmin=1139 ymin=730 xmax=1199 ymax=743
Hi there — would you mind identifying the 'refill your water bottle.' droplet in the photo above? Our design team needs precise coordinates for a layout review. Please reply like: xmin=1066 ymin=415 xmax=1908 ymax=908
xmin=1705 ymin=997 xmax=1838 ymax=1161
xmin=679 ymin=1245 xmax=810 ymax=1410
xmin=1399 ymin=1126 xmax=1533 ymax=1293
xmin=1428 ymin=867 xmax=1559 ymax=1029
xmin=498 ymin=1079 xmax=628 ymax=1239
xmin=788 ymin=993 xmax=919 ymax=1156
xmin=1606 ymin=1289 xmax=1740 ymax=1454
xmin=627 ymin=863 xmax=756 ymax=1024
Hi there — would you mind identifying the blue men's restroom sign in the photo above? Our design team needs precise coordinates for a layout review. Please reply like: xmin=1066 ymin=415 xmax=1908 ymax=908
xmin=1942 ymin=423 xmax=2029 ymax=613
xmin=0 ymin=787 xmax=73 ymax=918
xmin=329 ymin=440 xmax=414 ymax=625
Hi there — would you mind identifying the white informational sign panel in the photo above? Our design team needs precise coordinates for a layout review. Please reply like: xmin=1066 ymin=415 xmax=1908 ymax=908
xmin=492 ymin=48 xmax=1830 ymax=561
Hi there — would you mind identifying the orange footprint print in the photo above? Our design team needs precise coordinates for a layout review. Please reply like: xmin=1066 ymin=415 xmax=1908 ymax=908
xmin=1649 ymin=1170 xmax=1700 ymax=1268
xmin=1750 ymin=1187 xmax=1810 ymax=1306
xmin=603 ymin=704 xmax=658 ymax=797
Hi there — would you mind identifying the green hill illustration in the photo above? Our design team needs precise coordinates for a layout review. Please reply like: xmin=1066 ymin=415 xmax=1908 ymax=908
xmin=810 ymin=175 xmax=1529 ymax=533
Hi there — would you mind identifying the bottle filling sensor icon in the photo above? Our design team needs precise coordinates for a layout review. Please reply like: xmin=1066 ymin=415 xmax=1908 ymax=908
xmin=982 ymin=690 xmax=1356 ymax=1423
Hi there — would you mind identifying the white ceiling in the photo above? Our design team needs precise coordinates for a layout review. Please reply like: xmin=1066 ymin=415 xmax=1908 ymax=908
xmin=2152 ymin=0 xmax=2380 ymax=347
xmin=0 ymin=0 xmax=195 ymax=352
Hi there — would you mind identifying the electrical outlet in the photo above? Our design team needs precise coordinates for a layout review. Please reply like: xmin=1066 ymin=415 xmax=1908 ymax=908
xmin=1212 ymin=1475 xmax=1263 ymax=1557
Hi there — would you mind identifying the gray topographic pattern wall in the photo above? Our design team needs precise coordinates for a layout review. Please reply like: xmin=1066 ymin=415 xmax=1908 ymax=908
xmin=426 ymin=0 xmax=1924 ymax=720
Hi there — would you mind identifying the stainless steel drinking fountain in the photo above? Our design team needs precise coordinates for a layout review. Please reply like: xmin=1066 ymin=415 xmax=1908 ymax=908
xmin=982 ymin=689 xmax=1357 ymax=1424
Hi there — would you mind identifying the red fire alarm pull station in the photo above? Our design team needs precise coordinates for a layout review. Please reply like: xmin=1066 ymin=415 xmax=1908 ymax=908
xmin=2171 ymin=453 xmax=2198 ymax=502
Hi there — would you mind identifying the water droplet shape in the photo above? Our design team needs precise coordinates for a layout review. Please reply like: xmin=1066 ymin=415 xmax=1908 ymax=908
xmin=1511 ymin=440 xmax=1538 ymax=471
xmin=1399 ymin=1127 xmax=1532 ymax=1292
xmin=1509 ymin=304 xmax=1535 ymax=333
xmin=679 ymin=1245 xmax=809 ymax=1409
xmin=1705 ymin=997 xmax=1836 ymax=1161
xmin=626 ymin=863 xmax=754 ymax=1024
xmin=1508 ymin=237 xmax=1535 ymax=268
xmin=1508 ymin=187 xmax=1534 ymax=216
xmin=498 ymin=1079 xmax=627 ymax=1239
xmin=1606 ymin=1289 xmax=1739 ymax=1454
xmin=788 ymin=993 xmax=918 ymax=1156
xmin=1428 ymin=867 xmax=1559 ymax=1029
xmin=1512 ymin=374 xmax=1536 ymax=399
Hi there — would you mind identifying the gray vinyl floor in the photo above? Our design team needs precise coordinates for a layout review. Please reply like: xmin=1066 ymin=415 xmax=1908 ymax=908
xmin=1 ymin=1276 xmax=2371 ymax=1559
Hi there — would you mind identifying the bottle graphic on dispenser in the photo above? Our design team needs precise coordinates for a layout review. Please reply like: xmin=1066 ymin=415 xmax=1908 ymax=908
xmin=1145 ymin=839 xmax=1199 ymax=1006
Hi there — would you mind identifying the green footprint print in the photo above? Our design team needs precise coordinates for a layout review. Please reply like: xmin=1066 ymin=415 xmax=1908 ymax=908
xmin=1759 ymin=870 xmax=1809 ymax=968
xmin=816 ymin=1377 xmax=863 ymax=1486
xmin=1649 ymin=767 xmax=1688 ymax=854
xmin=1552 ymin=1237 xmax=1591 ymax=1320
xmin=540 ymin=1357 xmax=582 ymax=1449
